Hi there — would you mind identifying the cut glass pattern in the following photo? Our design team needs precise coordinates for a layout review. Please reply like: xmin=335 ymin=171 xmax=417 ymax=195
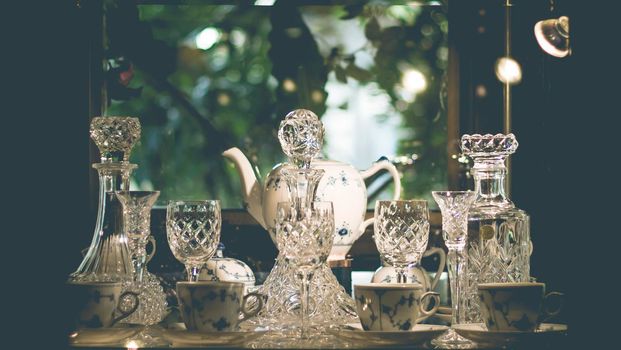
xmin=248 ymin=109 xmax=358 ymax=330
xmin=70 ymin=117 xmax=140 ymax=282
xmin=90 ymin=116 xmax=141 ymax=163
xmin=461 ymin=133 xmax=531 ymax=324
xmin=166 ymin=201 xmax=222 ymax=267
xmin=122 ymin=272 xmax=168 ymax=325
xmin=374 ymin=201 xmax=430 ymax=267
xmin=116 ymin=191 xmax=168 ymax=326
xmin=277 ymin=109 xmax=324 ymax=168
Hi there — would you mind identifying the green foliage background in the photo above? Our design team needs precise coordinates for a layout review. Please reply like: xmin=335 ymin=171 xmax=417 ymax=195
xmin=105 ymin=1 xmax=448 ymax=207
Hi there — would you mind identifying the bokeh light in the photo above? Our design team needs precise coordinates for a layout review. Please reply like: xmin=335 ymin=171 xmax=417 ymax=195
xmin=495 ymin=57 xmax=522 ymax=84
xmin=195 ymin=27 xmax=220 ymax=50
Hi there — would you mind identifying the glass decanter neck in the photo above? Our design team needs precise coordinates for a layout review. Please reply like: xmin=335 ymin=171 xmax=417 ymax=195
xmin=93 ymin=162 xmax=137 ymax=192
xmin=280 ymin=166 xmax=325 ymax=212
xmin=471 ymin=156 xmax=514 ymax=209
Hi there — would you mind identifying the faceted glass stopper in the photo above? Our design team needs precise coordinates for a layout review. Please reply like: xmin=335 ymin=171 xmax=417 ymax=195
xmin=277 ymin=109 xmax=324 ymax=168
xmin=460 ymin=133 xmax=518 ymax=158
xmin=90 ymin=116 xmax=141 ymax=163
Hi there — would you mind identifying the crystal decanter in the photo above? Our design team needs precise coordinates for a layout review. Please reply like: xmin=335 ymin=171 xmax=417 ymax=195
xmin=69 ymin=116 xmax=140 ymax=283
xmin=461 ymin=133 xmax=531 ymax=323
xmin=248 ymin=109 xmax=358 ymax=330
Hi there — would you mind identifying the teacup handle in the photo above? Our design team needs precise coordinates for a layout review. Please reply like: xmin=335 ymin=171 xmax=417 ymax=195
xmin=540 ymin=291 xmax=564 ymax=322
xmin=416 ymin=291 xmax=440 ymax=324
xmin=238 ymin=292 xmax=265 ymax=323
xmin=423 ymin=247 xmax=446 ymax=291
xmin=111 ymin=291 xmax=140 ymax=325
xmin=145 ymin=236 xmax=157 ymax=263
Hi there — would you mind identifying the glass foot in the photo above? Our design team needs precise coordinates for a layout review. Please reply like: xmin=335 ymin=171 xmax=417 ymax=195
xmin=247 ymin=328 xmax=340 ymax=348
xmin=125 ymin=325 xmax=168 ymax=348
xmin=431 ymin=328 xmax=477 ymax=349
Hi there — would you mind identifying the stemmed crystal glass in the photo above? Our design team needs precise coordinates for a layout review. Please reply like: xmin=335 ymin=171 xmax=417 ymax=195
xmin=166 ymin=200 xmax=221 ymax=282
xmin=275 ymin=201 xmax=334 ymax=338
xmin=431 ymin=191 xmax=477 ymax=348
xmin=117 ymin=190 xmax=167 ymax=346
xmin=116 ymin=191 xmax=160 ymax=282
xmin=373 ymin=200 xmax=429 ymax=283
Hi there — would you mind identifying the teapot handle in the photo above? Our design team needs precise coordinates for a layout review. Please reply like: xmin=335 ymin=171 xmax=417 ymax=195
xmin=358 ymin=218 xmax=375 ymax=241
xmin=360 ymin=160 xmax=401 ymax=200
xmin=423 ymin=247 xmax=446 ymax=291
xmin=355 ymin=161 xmax=401 ymax=243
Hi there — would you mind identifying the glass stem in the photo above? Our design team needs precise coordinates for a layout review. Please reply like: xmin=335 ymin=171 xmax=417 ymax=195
xmin=447 ymin=247 xmax=465 ymax=326
xmin=299 ymin=270 xmax=313 ymax=338
xmin=187 ymin=265 xmax=201 ymax=282
xmin=395 ymin=266 xmax=407 ymax=283
xmin=131 ymin=241 xmax=147 ymax=282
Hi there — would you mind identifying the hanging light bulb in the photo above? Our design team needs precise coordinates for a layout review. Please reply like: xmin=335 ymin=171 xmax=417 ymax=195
xmin=495 ymin=56 xmax=522 ymax=85
xmin=534 ymin=16 xmax=570 ymax=58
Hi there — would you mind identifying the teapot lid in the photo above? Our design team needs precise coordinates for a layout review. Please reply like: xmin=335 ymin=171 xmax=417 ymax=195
xmin=216 ymin=242 xmax=225 ymax=257
xmin=200 ymin=244 xmax=255 ymax=286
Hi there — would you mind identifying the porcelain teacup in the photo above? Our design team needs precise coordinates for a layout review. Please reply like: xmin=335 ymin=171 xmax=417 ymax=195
xmin=67 ymin=281 xmax=139 ymax=329
xmin=176 ymin=281 xmax=264 ymax=332
xmin=478 ymin=282 xmax=563 ymax=332
xmin=354 ymin=283 xmax=440 ymax=331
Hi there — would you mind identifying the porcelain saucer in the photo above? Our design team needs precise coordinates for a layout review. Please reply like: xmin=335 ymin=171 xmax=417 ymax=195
xmin=453 ymin=323 xmax=568 ymax=346
xmin=329 ymin=323 xmax=448 ymax=346
xmin=68 ymin=325 xmax=142 ymax=346
xmin=160 ymin=324 xmax=267 ymax=346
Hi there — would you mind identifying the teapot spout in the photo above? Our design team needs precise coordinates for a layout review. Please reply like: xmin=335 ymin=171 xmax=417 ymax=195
xmin=222 ymin=147 xmax=266 ymax=228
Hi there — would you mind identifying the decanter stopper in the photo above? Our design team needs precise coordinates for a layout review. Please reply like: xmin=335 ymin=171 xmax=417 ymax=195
xmin=277 ymin=109 xmax=324 ymax=169
xmin=460 ymin=133 xmax=518 ymax=158
xmin=90 ymin=116 xmax=141 ymax=163
xmin=277 ymin=109 xmax=325 ymax=210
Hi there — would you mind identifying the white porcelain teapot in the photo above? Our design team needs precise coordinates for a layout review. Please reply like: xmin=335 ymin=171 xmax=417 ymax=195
xmin=223 ymin=147 xmax=402 ymax=260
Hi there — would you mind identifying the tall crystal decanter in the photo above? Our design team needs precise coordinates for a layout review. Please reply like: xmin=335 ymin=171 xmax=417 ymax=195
xmin=249 ymin=109 xmax=358 ymax=330
xmin=69 ymin=116 xmax=141 ymax=282
xmin=461 ymin=133 xmax=531 ymax=323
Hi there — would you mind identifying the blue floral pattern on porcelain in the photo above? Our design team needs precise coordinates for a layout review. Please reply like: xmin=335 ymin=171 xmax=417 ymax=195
xmin=335 ymin=221 xmax=351 ymax=241
xmin=354 ymin=284 xmax=439 ymax=331
xmin=223 ymin=147 xmax=402 ymax=261
xmin=176 ymin=282 xmax=264 ymax=332
xmin=255 ymin=158 xmax=402 ymax=261
xmin=77 ymin=288 xmax=116 ymax=328
xmin=69 ymin=282 xmax=138 ymax=329
xmin=477 ymin=282 xmax=562 ymax=332
xmin=199 ymin=245 xmax=256 ymax=293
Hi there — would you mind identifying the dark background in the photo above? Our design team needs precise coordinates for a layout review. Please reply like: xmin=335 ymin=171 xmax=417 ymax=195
xmin=5 ymin=0 xmax=616 ymax=348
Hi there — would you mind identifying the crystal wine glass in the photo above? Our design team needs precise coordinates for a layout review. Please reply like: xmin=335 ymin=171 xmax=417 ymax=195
xmin=431 ymin=191 xmax=477 ymax=348
xmin=275 ymin=201 xmax=334 ymax=338
xmin=373 ymin=200 xmax=429 ymax=283
xmin=166 ymin=200 xmax=221 ymax=282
